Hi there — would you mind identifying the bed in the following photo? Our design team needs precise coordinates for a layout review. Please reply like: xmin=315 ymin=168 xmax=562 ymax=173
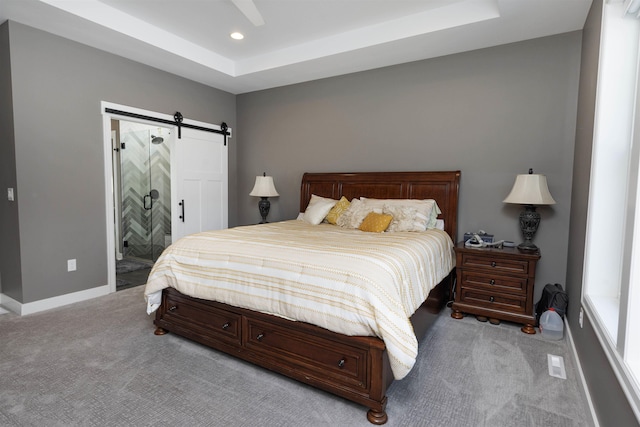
xmin=145 ymin=170 xmax=460 ymax=424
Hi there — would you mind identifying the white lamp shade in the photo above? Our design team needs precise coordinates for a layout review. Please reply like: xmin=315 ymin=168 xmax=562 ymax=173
xmin=503 ymin=174 xmax=556 ymax=205
xmin=249 ymin=175 xmax=279 ymax=197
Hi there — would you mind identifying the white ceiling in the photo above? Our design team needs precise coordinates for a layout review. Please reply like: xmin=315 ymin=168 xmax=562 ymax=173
xmin=0 ymin=0 xmax=592 ymax=94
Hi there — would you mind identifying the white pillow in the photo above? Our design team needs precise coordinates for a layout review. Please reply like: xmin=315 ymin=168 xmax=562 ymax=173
xmin=303 ymin=194 xmax=337 ymax=225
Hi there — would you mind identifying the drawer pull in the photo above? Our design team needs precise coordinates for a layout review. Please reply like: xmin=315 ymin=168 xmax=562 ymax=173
xmin=168 ymin=305 xmax=177 ymax=311
xmin=489 ymin=296 xmax=495 ymax=302
xmin=490 ymin=279 xmax=495 ymax=285
xmin=491 ymin=261 xmax=497 ymax=267
xmin=338 ymin=358 xmax=346 ymax=368
xmin=222 ymin=322 xmax=230 ymax=330
xmin=256 ymin=333 xmax=265 ymax=341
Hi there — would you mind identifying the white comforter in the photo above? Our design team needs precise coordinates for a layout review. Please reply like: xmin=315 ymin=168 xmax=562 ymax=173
xmin=144 ymin=220 xmax=454 ymax=379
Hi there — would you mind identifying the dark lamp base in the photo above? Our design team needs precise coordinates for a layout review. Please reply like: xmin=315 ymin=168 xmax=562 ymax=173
xmin=517 ymin=205 xmax=541 ymax=253
xmin=517 ymin=242 xmax=539 ymax=252
xmin=258 ymin=197 xmax=271 ymax=224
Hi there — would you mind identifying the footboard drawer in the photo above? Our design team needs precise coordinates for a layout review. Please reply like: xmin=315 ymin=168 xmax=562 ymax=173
xmin=244 ymin=317 xmax=369 ymax=389
xmin=158 ymin=290 xmax=241 ymax=346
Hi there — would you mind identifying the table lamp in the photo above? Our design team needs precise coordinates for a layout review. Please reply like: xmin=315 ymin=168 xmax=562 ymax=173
xmin=503 ymin=169 xmax=556 ymax=252
xmin=249 ymin=173 xmax=279 ymax=223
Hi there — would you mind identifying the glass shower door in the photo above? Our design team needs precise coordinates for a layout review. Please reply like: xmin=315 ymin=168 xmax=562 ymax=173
xmin=120 ymin=126 xmax=171 ymax=262
xmin=148 ymin=131 xmax=171 ymax=260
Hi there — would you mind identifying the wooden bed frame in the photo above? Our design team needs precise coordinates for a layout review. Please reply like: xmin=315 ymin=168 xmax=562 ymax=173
xmin=153 ymin=171 xmax=460 ymax=424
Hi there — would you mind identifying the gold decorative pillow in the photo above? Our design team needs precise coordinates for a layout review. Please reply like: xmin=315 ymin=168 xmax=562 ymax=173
xmin=325 ymin=196 xmax=351 ymax=225
xmin=359 ymin=212 xmax=393 ymax=233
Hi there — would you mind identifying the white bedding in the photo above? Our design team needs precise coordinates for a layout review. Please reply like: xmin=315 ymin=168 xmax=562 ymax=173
xmin=144 ymin=220 xmax=454 ymax=379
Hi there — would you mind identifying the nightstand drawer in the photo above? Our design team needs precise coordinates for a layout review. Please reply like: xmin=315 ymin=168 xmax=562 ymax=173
xmin=459 ymin=288 xmax=526 ymax=313
xmin=460 ymin=271 xmax=527 ymax=295
xmin=460 ymin=253 xmax=530 ymax=275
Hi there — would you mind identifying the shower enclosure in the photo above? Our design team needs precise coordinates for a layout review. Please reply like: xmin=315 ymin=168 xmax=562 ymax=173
xmin=114 ymin=120 xmax=171 ymax=262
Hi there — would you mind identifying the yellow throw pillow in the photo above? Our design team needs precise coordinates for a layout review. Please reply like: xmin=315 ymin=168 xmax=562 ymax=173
xmin=326 ymin=196 xmax=351 ymax=224
xmin=359 ymin=212 xmax=393 ymax=233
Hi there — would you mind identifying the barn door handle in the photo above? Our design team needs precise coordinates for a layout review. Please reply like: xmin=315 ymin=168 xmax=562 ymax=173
xmin=179 ymin=199 xmax=185 ymax=222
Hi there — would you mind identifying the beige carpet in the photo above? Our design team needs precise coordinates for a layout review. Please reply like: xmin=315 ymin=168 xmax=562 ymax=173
xmin=0 ymin=286 xmax=593 ymax=426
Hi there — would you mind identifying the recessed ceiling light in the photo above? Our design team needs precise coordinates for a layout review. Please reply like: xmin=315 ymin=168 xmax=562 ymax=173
xmin=230 ymin=32 xmax=244 ymax=40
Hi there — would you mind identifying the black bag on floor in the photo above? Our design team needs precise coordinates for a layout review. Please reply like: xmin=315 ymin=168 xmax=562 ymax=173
xmin=535 ymin=283 xmax=568 ymax=324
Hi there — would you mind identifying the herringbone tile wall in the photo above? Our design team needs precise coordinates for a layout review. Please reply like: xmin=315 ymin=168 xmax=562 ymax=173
xmin=119 ymin=122 xmax=171 ymax=261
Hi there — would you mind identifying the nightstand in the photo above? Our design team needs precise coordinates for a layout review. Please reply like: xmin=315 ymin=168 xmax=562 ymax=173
xmin=451 ymin=242 xmax=540 ymax=334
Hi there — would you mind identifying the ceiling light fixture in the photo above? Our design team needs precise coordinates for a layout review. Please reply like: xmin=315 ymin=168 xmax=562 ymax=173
xmin=230 ymin=32 xmax=244 ymax=40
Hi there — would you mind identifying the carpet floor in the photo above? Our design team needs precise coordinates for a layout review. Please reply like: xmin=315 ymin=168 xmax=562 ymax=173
xmin=0 ymin=286 xmax=593 ymax=426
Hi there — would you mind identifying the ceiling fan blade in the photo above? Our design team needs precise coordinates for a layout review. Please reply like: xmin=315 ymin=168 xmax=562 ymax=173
xmin=231 ymin=0 xmax=265 ymax=27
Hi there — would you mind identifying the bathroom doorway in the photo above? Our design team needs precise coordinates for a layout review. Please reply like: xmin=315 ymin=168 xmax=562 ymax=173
xmin=111 ymin=119 xmax=172 ymax=290
xmin=102 ymin=101 xmax=229 ymax=294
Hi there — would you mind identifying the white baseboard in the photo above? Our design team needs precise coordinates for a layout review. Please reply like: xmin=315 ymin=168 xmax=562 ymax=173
xmin=0 ymin=285 xmax=111 ymax=316
xmin=565 ymin=320 xmax=600 ymax=427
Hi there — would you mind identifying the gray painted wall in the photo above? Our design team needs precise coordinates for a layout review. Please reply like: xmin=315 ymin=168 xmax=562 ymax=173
xmin=567 ymin=0 xmax=640 ymax=425
xmin=237 ymin=32 xmax=582 ymax=304
xmin=0 ymin=22 xmax=22 ymax=300
xmin=2 ymin=21 xmax=236 ymax=303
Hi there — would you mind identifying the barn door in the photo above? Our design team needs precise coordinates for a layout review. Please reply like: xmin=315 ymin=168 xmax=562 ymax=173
xmin=172 ymin=127 xmax=228 ymax=240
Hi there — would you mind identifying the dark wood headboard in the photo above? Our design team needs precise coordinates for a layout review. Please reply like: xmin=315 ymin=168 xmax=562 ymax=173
xmin=300 ymin=171 xmax=461 ymax=242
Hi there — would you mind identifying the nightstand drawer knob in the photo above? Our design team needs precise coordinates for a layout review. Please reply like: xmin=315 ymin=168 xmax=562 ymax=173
xmin=490 ymin=279 xmax=495 ymax=285
xmin=338 ymin=358 xmax=346 ymax=368
xmin=256 ymin=333 xmax=265 ymax=341
xmin=489 ymin=296 xmax=495 ymax=302
xmin=491 ymin=261 xmax=497 ymax=267
xmin=168 ymin=305 xmax=177 ymax=312
xmin=222 ymin=322 xmax=230 ymax=330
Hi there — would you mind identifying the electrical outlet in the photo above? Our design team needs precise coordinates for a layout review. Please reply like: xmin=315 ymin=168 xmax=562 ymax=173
xmin=579 ymin=307 xmax=584 ymax=328
xmin=67 ymin=259 xmax=77 ymax=272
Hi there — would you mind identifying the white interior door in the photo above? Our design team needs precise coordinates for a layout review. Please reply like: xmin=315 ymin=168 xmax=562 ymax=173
xmin=172 ymin=127 xmax=228 ymax=240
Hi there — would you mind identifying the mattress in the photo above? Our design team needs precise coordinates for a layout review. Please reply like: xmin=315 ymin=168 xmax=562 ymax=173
xmin=144 ymin=220 xmax=454 ymax=379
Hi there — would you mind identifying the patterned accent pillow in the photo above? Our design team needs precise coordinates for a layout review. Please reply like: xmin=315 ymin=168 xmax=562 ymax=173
xmin=336 ymin=199 xmax=372 ymax=229
xmin=383 ymin=205 xmax=424 ymax=232
xmin=360 ymin=198 xmax=440 ymax=230
xmin=359 ymin=212 xmax=393 ymax=233
xmin=325 ymin=196 xmax=351 ymax=225
xmin=426 ymin=202 xmax=442 ymax=229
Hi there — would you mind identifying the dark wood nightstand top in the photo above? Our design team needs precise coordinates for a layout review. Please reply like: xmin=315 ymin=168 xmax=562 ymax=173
xmin=454 ymin=241 xmax=540 ymax=260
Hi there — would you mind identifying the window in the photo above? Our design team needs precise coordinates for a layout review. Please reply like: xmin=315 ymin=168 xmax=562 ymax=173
xmin=583 ymin=0 xmax=640 ymax=420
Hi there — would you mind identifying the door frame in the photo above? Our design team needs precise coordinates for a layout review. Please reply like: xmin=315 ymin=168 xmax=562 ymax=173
xmin=101 ymin=101 xmax=229 ymax=293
